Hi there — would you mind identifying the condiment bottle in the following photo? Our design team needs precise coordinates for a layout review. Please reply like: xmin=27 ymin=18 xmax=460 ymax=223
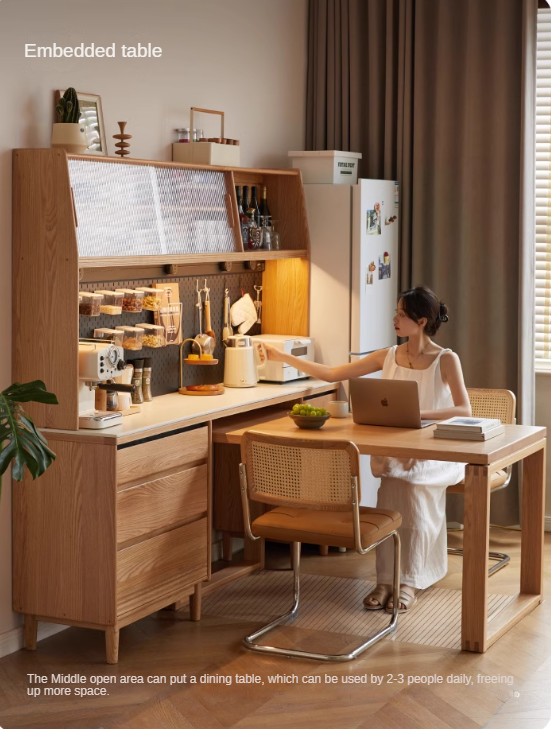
xmin=142 ymin=358 xmax=153 ymax=402
xmin=131 ymin=359 xmax=144 ymax=404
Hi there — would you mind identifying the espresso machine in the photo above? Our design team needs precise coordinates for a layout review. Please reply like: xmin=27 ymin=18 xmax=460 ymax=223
xmin=78 ymin=340 xmax=134 ymax=429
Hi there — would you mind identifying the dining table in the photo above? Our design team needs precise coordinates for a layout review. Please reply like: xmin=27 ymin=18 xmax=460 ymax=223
xmin=218 ymin=413 xmax=547 ymax=653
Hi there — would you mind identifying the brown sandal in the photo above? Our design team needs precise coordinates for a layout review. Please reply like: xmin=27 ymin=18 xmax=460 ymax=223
xmin=386 ymin=586 xmax=418 ymax=614
xmin=363 ymin=584 xmax=393 ymax=611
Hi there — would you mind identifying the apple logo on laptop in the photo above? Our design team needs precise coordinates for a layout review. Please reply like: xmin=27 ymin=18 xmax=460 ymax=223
xmin=381 ymin=398 xmax=389 ymax=407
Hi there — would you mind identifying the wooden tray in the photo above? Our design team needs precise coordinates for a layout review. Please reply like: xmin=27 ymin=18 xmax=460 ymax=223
xmin=178 ymin=386 xmax=225 ymax=396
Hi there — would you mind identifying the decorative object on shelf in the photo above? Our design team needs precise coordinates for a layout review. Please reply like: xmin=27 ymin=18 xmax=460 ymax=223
xmin=52 ymin=87 xmax=88 ymax=154
xmin=55 ymin=90 xmax=107 ymax=155
xmin=172 ymin=107 xmax=240 ymax=166
xmin=113 ymin=121 xmax=131 ymax=157
xmin=179 ymin=339 xmax=222 ymax=396
xmin=0 ymin=380 xmax=58 ymax=504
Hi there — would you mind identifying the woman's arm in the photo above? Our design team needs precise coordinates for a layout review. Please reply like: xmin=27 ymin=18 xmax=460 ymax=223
xmin=421 ymin=351 xmax=472 ymax=420
xmin=263 ymin=343 xmax=388 ymax=382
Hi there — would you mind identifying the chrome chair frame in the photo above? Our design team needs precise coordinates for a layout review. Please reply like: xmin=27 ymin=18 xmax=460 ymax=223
xmin=446 ymin=387 xmax=516 ymax=577
xmin=239 ymin=465 xmax=401 ymax=662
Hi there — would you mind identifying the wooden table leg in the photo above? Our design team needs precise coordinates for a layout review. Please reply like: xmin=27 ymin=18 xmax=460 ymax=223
xmin=105 ymin=627 xmax=119 ymax=664
xmin=24 ymin=615 xmax=37 ymax=650
xmin=521 ymin=445 xmax=546 ymax=596
xmin=189 ymin=583 xmax=202 ymax=621
xmin=461 ymin=464 xmax=491 ymax=652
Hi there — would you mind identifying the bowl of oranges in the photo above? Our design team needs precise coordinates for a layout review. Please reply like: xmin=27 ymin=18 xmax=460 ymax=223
xmin=288 ymin=402 xmax=331 ymax=429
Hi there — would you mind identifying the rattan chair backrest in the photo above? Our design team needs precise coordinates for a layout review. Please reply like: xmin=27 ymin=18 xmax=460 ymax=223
xmin=241 ymin=431 xmax=361 ymax=511
xmin=466 ymin=388 xmax=516 ymax=424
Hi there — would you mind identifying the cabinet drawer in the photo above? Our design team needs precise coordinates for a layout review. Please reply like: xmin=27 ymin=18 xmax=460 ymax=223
xmin=117 ymin=426 xmax=208 ymax=488
xmin=117 ymin=518 xmax=207 ymax=618
xmin=117 ymin=464 xmax=207 ymax=546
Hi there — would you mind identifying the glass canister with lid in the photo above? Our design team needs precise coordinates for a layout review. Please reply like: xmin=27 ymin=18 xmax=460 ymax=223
xmin=138 ymin=323 xmax=166 ymax=348
xmin=94 ymin=290 xmax=123 ymax=315
xmin=93 ymin=328 xmax=124 ymax=347
xmin=79 ymin=292 xmax=103 ymax=316
xmin=116 ymin=289 xmax=144 ymax=313
xmin=115 ymin=326 xmax=144 ymax=350
xmin=135 ymin=287 xmax=163 ymax=312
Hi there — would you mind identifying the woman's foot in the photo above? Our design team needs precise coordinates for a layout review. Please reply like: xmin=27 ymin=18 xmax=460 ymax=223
xmin=363 ymin=584 xmax=393 ymax=610
xmin=386 ymin=585 xmax=418 ymax=613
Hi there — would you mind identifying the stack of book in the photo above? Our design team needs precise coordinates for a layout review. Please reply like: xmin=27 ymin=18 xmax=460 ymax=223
xmin=434 ymin=417 xmax=505 ymax=441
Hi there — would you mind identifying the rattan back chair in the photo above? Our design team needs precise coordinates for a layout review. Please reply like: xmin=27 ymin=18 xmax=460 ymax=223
xmin=239 ymin=430 xmax=402 ymax=662
xmin=447 ymin=388 xmax=516 ymax=577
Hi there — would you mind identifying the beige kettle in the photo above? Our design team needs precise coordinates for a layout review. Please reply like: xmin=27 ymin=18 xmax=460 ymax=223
xmin=223 ymin=335 xmax=258 ymax=388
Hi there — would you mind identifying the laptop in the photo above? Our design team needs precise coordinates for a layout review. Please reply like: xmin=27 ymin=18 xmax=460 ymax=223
xmin=349 ymin=378 xmax=435 ymax=428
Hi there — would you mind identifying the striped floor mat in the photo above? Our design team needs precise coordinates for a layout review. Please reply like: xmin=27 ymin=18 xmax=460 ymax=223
xmin=201 ymin=571 xmax=515 ymax=650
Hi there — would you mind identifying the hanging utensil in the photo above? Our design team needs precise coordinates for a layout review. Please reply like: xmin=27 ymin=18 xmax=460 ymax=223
xmin=222 ymin=288 xmax=232 ymax=344
xmin=203 ymin=279 xmax=216 ymax=345
xmin=254 ymin=285 xmax=263 ymax=325
xmin=192 ymin=280 xmax=214 ymax=355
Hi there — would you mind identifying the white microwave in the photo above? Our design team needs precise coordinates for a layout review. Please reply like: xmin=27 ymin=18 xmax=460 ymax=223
xmin=251 ymin=335 xmax=315 ymax=383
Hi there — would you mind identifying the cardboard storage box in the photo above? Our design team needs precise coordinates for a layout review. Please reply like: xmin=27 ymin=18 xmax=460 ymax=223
xmin=288 ymin=150 xmax=362 ymax=185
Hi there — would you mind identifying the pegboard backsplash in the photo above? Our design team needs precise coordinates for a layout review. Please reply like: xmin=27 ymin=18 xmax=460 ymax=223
xmin=79 ymin=272 xmax=263 ymax=395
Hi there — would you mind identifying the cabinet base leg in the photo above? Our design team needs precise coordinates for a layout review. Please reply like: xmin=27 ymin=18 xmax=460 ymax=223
xmin=319 ymin=545 xmax=329 ymax=556
xmin=190 ymin=584 xmax=202 ymax=622
xmin=24 ymin=615 xmax=37 ymax=650
xmin=105 ymin=627 xmax=119 ymax=664
xmin=222 ymin=533 xmax=233 ymax=562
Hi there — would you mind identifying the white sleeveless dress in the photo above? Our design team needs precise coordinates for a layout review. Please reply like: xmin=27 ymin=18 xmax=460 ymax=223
xmin=370 ymin=346 xmax=465 ymax=589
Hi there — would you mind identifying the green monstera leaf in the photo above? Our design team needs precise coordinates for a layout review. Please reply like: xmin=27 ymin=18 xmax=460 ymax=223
xmin=0 ymin=381 xmax=58 ymax=500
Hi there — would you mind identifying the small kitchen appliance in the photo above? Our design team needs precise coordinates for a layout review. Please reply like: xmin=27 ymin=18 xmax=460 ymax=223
xmin=223 ymin=335 xmax=258 ymax=388
xmin=251 ymin=335 xmax=314 ymax=383
xmin=78 ymin=340 xmax=129 ymax=429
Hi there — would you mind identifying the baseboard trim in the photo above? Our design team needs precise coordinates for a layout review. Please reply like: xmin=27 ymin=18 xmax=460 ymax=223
xmin=0 ymin=620 xmax=67 ymax=659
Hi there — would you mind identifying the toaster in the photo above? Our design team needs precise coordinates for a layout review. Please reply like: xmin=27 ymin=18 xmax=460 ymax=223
xmin=251 ymin=335 xmax=314 ymax=383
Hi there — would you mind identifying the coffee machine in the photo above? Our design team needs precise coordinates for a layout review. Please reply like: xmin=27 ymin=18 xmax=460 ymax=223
xmin=78 ymin=340 xmax=133 ymax=429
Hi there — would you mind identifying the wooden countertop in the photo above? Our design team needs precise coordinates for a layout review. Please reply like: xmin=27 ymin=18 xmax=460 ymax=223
xmin=221 ymin=414 xmax=547 ymax=466
xmin=42 ymin=380 xmax=339 ymax=445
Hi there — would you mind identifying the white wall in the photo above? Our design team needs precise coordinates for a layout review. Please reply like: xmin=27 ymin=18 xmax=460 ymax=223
xmin=535 ymin=374 xmax=551 ymax=528
xmin=0 ymin=0 xmax=308 ymax=643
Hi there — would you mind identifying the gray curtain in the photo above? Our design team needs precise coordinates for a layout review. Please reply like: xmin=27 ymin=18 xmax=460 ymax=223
xmin=307 ymin=0 xmax=536 ymax=525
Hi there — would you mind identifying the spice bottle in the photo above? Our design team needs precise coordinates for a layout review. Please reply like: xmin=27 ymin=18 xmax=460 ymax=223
xmin=142 ymin=358 xmax=153 ymax=402
xmin=131 ymin=359 xmax=144 ymax=404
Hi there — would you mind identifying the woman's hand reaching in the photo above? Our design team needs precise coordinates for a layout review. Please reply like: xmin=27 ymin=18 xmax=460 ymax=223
xmin=264 ymin=343 xmax=286 ymax=362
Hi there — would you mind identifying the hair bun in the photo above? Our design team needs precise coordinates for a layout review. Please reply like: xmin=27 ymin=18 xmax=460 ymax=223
xmin=439 ymin=302 xmax=449 ymax=323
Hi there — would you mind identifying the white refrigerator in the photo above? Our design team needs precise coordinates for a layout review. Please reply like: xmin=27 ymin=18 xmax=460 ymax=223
xmin=305 ymin=179 xmax=400 ymax=506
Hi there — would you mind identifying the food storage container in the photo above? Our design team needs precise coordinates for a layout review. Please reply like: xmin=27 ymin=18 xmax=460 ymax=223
xmin=288 ymin=150 xmax=362 ymax=185
xmin=135 ymin=287 xmax=163 ymax=312
xmin=94 ymin=290 xmax=123 ymax=315
xmin=93 ymin=328 xmax=124 ymax=346
xmin=115 ymin=326 xmax=144 ymax=350
xmin=138 ymin=323 xmax=166 ymax=348
xmin=79 ymin=292 xmax=103 ymax=316
xmin=115 ymin=289 xmax=144 ymax=313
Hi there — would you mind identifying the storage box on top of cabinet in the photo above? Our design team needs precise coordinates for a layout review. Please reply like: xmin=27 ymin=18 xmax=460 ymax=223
xmin=288 ymin=150 xmax=362 ymax=185
xmin=172 ymin=142 xmax=240 ymax=167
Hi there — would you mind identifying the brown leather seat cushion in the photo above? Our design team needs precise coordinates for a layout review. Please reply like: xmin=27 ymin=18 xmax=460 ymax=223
xmin=447 ymin=468 xmax=508 ymax=495
xmin=251 ymin=506 xmax=402 ymax=549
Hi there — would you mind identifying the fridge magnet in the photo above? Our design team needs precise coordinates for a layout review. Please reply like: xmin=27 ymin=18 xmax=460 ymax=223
xmin=379 ymin=252 xmax=391 ymax=280
xmin=366 ymin=202 xmax=381 ymax=235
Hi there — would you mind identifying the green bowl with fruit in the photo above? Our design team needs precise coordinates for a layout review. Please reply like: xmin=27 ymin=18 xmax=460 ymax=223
xmin=288 ymin=403 xmax=331 ymax=429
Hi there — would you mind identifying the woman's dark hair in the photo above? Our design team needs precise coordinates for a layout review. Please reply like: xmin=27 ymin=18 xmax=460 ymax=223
xmin=398 ymin=286 xmax=449 ymax=336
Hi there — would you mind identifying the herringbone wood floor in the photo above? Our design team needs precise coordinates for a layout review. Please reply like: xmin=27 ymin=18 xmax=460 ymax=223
xmin=0 ymin=528 xmax=550 ymax=729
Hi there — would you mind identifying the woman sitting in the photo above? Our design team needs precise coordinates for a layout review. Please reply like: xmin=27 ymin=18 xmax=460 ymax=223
xmin=263 ymin=285 xmax=471 ymax=613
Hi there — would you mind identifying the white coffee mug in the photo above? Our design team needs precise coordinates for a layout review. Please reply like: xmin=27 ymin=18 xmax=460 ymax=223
xmin=327 ymin=401 xmax=349 ymax=418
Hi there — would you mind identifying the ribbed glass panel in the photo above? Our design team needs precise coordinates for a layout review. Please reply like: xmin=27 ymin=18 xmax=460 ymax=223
xmin=536 ymin=10 xmax=551 ymax=362
xmin=68 ymin=159 xmax=236 ymax=258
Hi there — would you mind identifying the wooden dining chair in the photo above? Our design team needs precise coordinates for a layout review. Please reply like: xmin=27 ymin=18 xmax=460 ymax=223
xmin=447 ymin=387 xmax=517 ymax=577
xmin=238 ymin=431 xmax=402 ymax=662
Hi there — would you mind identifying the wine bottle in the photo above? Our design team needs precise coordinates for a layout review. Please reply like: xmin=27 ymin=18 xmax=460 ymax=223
xmin=236 ymin=186 xmax=249 ymax=249
xmin=242 ymin=186 xmax=250 ymax=217
xmin=247 ymin=208 xmax=261 ymax=250
xmin=259 ymin=185 xmax=271 ymax=221
xmin=250 ymin=186 xmax=261 ymax=225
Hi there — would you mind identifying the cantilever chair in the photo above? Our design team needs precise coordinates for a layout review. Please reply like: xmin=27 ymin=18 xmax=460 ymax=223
xmin=238 ymin=431 xmax=402 ymax=662
xmin=447 ymin=387 xmax=517 ymax=577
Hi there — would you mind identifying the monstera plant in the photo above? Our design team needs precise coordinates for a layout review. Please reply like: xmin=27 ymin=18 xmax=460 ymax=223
xmin=0 ymin=381 xmax=58 ymax=502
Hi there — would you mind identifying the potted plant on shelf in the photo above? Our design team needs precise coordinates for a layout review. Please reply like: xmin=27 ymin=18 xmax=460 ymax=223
xmin=51 ymin=87 xmax=88 ymax=154
xmin=0 ymin=381 xmax=58 ymax=503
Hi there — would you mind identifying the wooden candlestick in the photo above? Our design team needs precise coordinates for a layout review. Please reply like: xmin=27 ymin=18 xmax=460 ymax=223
xmin=113 ymin=122 xmax=131 ymax=158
